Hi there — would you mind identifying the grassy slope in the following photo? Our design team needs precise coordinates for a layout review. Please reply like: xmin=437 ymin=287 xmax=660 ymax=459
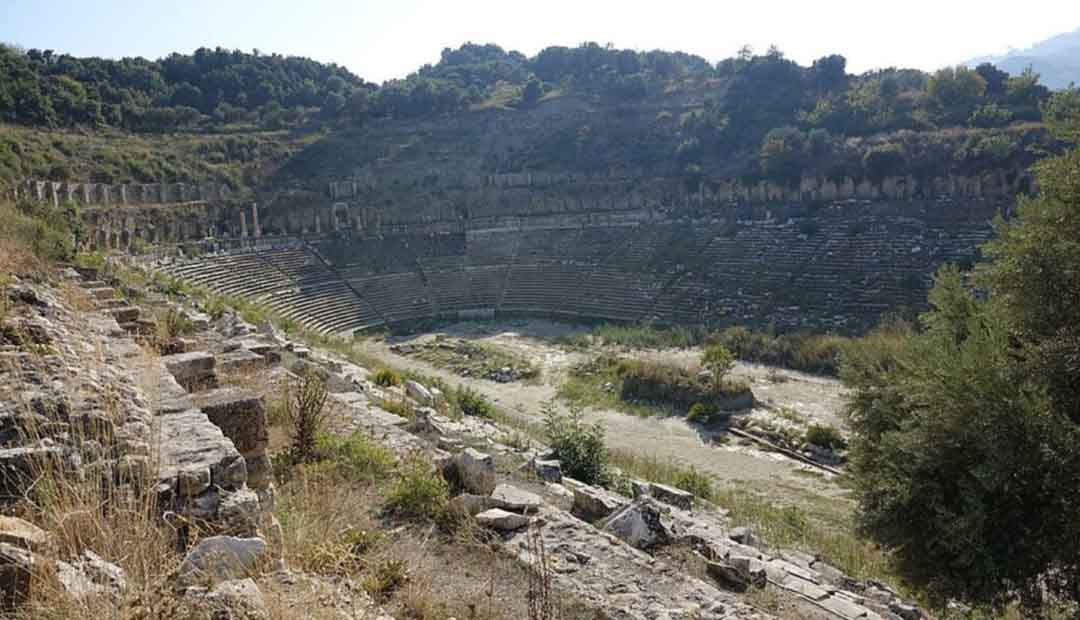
xmin=0 ymin=123 xmax=321 ymax=191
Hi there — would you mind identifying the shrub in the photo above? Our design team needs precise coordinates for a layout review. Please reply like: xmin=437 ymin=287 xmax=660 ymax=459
xmin=619 ymin=358 xmax=749 ymax=411
xmin=542 ymin=400 xmax=609 ymax=486
xmin=687 ymin=403 xmax=712 ymax=424
xmin=804 ymin=424 xmax=845 ymax=450
xmin=373 ymin=368 xmax=402 ymax=387
xmin=285 ymin=369 xmax=331 ymax=464
xmin=672 ymin=465 xmax=715 ymax=501
xmin=384 ymin=455 xmax=449 ymax=520
xmin=455 ymin=385 xmax=495 ymax=418
xmin=701 ymin=343 xmax=736 ymax=386
xmin=361 ymin=558 xmax=410 ymax=600
xmin=317 ymin=432 xmax=396 ymax=481
xmin=155 ymin=307 xmax=194 ymax=340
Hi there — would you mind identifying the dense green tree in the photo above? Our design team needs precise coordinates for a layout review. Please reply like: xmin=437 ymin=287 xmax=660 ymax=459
xmin=759 ymin=126 xmax=806 ymax=184
xmin=927 ymin=66 xmax=987 ymax=124
xmin=842 ymin=91 xmax=1080 ymax=615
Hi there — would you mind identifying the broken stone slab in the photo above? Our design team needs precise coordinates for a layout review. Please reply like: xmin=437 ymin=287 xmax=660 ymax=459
xmin=108 ymin=306 xmax=140 ymax=324
xmin=410 ymin=407 xmax=448 ymax=435
xmin=475 ymin=508 xmax=530 ymax=532
xmin=219 ymin=488 xmax=263 ymax=537
xmin=601 ymin=496 xmax=675 ymax=551
xmin=728 ymin=526 xmax=758 ymax=547
xmin=183 ymin=310 xmax=211 ymax=332
xmin=157 ymin=409 xmax=247 ymax=495
xmin=404 ymin=380 xmax=433 ymax=406
xmin=706 ymin=557 xmax=766 ymax=593
xmin=57 ymin=550 xmax=126 ymax=599
xmin=188 ymin=388 xmax=269 ymax=459
xmin=528 ymin=457 xmax=562 ymax=483
xmin=819 ymin=592 xmax=874 ymax=620
xmin=779 ymin=574 xmax=834 ymax=601
xmin=177 ymin=536 xmax=269 ymax=588
xmin=440 ymin=448 xmax=495 ymax=495
xmin=216 ymin=349 xmax=266 ymax=375
xmin=649 ymin=482 xmax=694 ymax=511
xmin=190 ymin=577 xmax=269 ymax=620
xmin=0 ymin=517 xmax=50 ymax=552
xmin=500 ymin=504 xmax=766 ymax=620
xmin=228 ymin=339 xmax=281 ymax=364
xmin=490 ymin=484 xmax=542 ymax=514
xmin=87 ymin=287 xmax=116 ymax=301
xmin=162 ymin=351 xmax=217 ymax=392
xmin=571 ymin=483 xmax=629 ymax=522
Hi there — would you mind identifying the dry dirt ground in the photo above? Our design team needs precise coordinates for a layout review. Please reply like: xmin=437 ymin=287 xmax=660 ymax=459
xmin=357 ymin=319 xmax=848 ymax=500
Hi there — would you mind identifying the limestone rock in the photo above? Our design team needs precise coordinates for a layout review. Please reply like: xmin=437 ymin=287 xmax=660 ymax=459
xmin=157 ymin=408 xmax=247 ymax=496
xmin=56 ymin=550 xmax=126 ymax=599
xmin=490 ymin=484 xmax=541 ymax=514
xmin=219 ymin=488 xmax=262 ymax=536
xmin=189 ymin=388 xmax=269 ymax=459
xmin=728 ymin=526 xmax=757 ymax=547
xmin=162 ymin=352 xmax=217 ymax=391
xmin=177 ymin=536 xmax=268 ymax=587
xmin=216 ymin=349 xmax=266 ymax=374
xmin=601 ymin=497 xmax=675 ymax=550
xmin=530 ymin=458 xmax=562 ymax=483
xmin=571 ymin=484 xmax=628 ymax=522
xmin=0 ymin=517 xmax=49 ymax=552
xmin=649 ymin=483 xmax=693 ymax=511
xmin=191 ymin=577 xmax=269 ymax=620
xmin=475 ymin=508 xmax=530 ymax=532
xmin=441 ymin=448 xmax=495 ymax=495
xmin=404 ymin=380 xmax=433 ymax=406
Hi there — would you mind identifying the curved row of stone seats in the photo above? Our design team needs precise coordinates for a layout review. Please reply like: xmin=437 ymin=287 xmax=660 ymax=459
xmin=162 ymin=247 xmax=385 ymax=335
xmin=262 ymin=283 xmax=381 ymax=334
xmin=466 ymin=266 xmax=508 ymax=309
xmin=348 ymin=272 xmax=434 ymax=323
xmin=499 ymin=262 xmax=592 ymax=317
xmin=647 ymin=277 xmax=720 ymax=325
xmin=465 ymin=230 xmax=519 ymax=266
xmin=426 ymin=269 xmax=474 ymax=316
xmin=162 ymin=252 xmax=293 ymax=299
xmin=576 ymin=268 xmax=665 ymax=322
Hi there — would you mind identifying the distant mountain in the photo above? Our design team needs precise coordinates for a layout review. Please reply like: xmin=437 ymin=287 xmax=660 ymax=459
xmin=968 ymin=28 xmax=1080 ymax=90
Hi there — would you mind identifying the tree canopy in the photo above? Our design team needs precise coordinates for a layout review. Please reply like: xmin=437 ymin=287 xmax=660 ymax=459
xmin=841 ymin=89 xmax=1080 ymax=615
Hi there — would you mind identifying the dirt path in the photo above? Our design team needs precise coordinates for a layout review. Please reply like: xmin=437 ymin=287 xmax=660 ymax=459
xmin=359 ymin=320 xmax=849 ymax=491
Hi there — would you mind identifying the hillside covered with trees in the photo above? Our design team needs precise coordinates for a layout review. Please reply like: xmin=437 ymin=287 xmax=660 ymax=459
xmin=0 ymin=41 xmax=1073 ymax=189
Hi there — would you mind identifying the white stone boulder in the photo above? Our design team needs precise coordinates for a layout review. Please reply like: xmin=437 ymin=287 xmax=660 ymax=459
xmin=475 ymin=508 xmax=530 ymax=532
xmin=177 ymin=536 xmax=268 ymax=587
xmin=404 ymin=380 xmax=433 ymax=406
xmin=441 ymin=448 xmax=496 ymax=495
xmin=601 ymin=497 xmax=676 ymax=550
xmin=649 ymin=482 xmax=694 ymax=511
xmin=490 ymin=484 xmax=541 ymax=514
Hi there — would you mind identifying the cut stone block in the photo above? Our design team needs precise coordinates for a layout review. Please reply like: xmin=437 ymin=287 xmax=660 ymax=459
xmin=162 ymin=352 xmax=217 ymax=392
xmin=649 ymin=482 xmax=693 ymax=511
xmin=189 ymin=388 xmax=268 ymax=459
xmin=490 ymin=484 xmax=541 ymax=513
xmin=475 ymin=508 xmax=530 ymax=532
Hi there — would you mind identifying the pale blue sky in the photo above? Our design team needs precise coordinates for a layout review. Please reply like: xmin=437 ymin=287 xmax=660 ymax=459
xmin=3 ymin=0 xmax=1079 ymax=83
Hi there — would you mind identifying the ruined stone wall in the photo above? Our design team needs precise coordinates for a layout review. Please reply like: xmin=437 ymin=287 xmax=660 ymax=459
xmin=13 ymin=179 xmax=233 ymax=207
